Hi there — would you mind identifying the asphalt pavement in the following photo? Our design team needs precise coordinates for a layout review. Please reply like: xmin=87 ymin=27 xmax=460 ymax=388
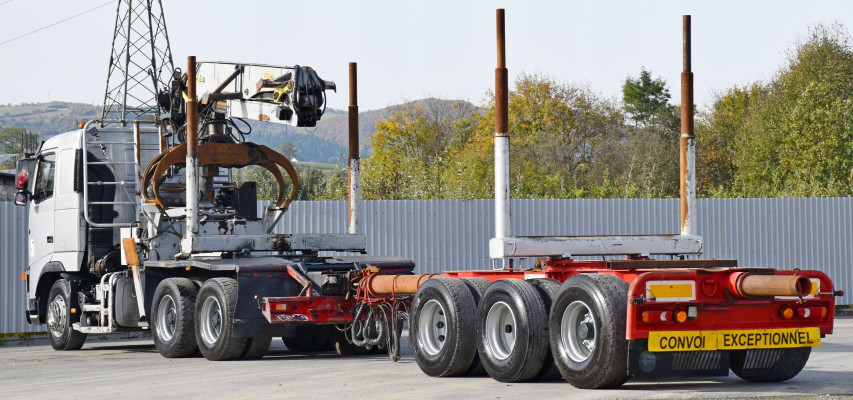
xmin=1 ymin=318 xmax=852 ymax=400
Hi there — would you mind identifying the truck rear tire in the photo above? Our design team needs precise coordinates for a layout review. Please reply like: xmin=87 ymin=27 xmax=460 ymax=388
xmin=151 ymin=278 xmax=199 ymax=358
xmin=281 ymin=325 xmax=329 ymax=352
xmin=460 ymin=277 xmax=492 ymax=376
xmin=730 ymin=347 xmax=811 ymax=382
xmin=410 ymin=277 xmax=478 ymax=377
xmin=195 ymin=278 xmax=247 ymax=361
xmin=241 ymin=336 xmax=272 ymax=359
xmin=528 ymin=278 xmax=563 ymax=381
xmin=475 ymin=279 xmax=549 ymax=382
xmin=549 ymin=273 xmax=630 ymax=389
xmin=47 ymin=279 xmax=87 ymax=351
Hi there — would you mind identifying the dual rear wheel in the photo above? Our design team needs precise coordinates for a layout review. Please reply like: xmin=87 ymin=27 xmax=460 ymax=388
xmin=150 ymin=277 xmax=271 ymax=360
xmin=410 ymin=274 xmax=631 ymax=387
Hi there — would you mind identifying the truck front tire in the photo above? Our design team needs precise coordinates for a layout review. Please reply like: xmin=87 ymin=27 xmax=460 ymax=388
xmin=151 ymin=278 xmax=199 ymax=358
xmin=195 ymin=278 xmax=247 ymax=361
xmin=47 ymin=279 xmax=86 ymax=350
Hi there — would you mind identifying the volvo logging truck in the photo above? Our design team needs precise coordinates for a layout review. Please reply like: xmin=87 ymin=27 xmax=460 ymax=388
xmin=15 ymin=9 xmax=840 ymax=389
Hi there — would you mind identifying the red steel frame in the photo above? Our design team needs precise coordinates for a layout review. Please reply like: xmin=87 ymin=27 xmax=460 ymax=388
xmin=446 ymin=259 xmax=836 ymax=341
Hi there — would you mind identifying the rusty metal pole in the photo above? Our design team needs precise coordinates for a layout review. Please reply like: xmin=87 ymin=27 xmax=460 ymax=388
xmin=494 ymin=9 xmax=511 ymax=243
xmin=679 ymin=15 xmax=696 ymax=237
xmin=348 ymin=62 xmax=362 ymax=235
xmin=182 ymin=55 xmax=199 ymax=255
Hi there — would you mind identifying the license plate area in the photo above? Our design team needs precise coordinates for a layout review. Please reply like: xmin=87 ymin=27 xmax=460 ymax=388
xmin=648 ymin=327 xmax=821 ymax=352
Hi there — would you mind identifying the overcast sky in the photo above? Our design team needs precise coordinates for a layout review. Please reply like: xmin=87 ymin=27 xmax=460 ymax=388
xmin=2 ymin=0 xmax=853 ymax=112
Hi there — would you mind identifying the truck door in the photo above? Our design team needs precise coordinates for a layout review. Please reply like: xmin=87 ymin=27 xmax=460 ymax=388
xmin=28 ymin=152 xmax=56 ymax=269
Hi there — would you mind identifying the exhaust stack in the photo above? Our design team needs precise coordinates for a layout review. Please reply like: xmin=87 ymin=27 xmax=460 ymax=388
xmin=494 ymin=8 xmax=511 ymax=240
xmin=680 ymin=15 xmax=696 ymax=236
xmin=348 ymin=62 xmax=362 ymax=235
xmin=181 ymin=55 xmax=200 ymax=255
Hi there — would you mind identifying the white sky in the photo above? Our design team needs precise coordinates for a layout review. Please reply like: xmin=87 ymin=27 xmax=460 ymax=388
xmin=1 ymin=0 xmax=853 ymax=111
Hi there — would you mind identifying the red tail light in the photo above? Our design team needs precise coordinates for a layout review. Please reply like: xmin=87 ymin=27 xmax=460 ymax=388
xmin=796 ymin=307 xmax=827 ymax=319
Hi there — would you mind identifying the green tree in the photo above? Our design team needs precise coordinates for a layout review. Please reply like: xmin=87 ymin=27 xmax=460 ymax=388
xmin=622 ymin=68 xmax=672 ymax=125
xmin=0 ymin=127 xmax=39 ymax=168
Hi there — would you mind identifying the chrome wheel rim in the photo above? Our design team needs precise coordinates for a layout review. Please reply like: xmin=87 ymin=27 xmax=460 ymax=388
xmin=418 ymin=299 xmax=447 ymax=356
xmin=561 ymin=300 xmax=596 ymax=362
xmin=47 ymin=294 xmax=67 ymax=337
xmin=485 ymin=301 xmax=517 ymax=360
xmin=156 ymin=295 xmax=177 ymax=342
xmin=200 ymin=296 xmax=223 ymax=346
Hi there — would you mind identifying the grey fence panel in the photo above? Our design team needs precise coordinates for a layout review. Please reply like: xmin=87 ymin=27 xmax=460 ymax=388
xmin=0 ymin=202 xmax=38 ymax=334
xmin=2 ymin=198 xmax=851 ymax=333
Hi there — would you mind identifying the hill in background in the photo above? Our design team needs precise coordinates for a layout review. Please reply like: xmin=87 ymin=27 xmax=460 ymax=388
xmin=0 ymin=99 xmax=470 ymax=164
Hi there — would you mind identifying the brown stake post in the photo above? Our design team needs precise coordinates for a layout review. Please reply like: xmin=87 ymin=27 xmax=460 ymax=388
xmin=348 ymin=62 xmax=362 ymax=235
xmin=187 ymin=56 xmax=198 ymax=158
xmin=679 ymin=15 xmax=695 ymax=235
xmin=495 ymin=9 xmax=508 ymax=135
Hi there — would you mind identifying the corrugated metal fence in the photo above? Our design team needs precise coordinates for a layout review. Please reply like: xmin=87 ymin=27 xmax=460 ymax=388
xmin=2 ymin=198 xmax=851 ymax=334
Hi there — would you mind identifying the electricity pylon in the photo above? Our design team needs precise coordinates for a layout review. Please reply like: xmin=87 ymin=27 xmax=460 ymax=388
xmin=101 ymin=0 xmax=174 ymax=125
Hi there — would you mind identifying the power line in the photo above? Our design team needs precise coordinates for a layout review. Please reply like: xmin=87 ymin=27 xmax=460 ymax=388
xmin=0 ymin=1 xmax=15 ymax=7
xmin=0 ymin=0 xmax=115 ymax=48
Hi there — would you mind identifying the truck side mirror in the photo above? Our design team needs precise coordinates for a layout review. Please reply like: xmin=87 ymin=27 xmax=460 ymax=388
xmin=14 ymin=190 xmax=29 ymax=206
xmin=14 ymin=158 xmax=33 ymax=206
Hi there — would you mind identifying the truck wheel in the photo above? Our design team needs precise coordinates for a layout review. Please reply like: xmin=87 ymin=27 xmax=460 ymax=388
xmin=47 ymin=279 xmax=87 ymax=350
xmin=731 ymin=347 xmax=811 ymax=382
xmin=151 ymin=278 xmax=198 ymax=358
xmin=549 ymin=273 xmax=630 ymax=389
xmin=195 ymin=278 xmax=247 ymax=361
xmin=240 ymin=336 xmax=272 ymax=359
xmin=528 ymin=278 xmax=563 ymax=381
xmin=281 ymin=325 xmax=329 ymax=352
xmin=460 ymin=277 xmax=492 ymax=376
xmin=475 ymin=279 xmax=549 ymax=382
xmin=410 ymin=277 xmax=478 ymax=377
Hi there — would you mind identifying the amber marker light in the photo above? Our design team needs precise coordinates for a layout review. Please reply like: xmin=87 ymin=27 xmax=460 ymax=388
xmin=673 ymin=309 xmax=688 ymax=323
xmin=779 ymin=306 xmax=794 ymax=320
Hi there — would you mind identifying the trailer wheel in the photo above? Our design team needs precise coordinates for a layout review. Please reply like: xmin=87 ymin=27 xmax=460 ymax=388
xmin=195 ymin=278 xmax=247 ymax=361
xmin=528 ymin=278 xmax=563 ymax=381
xmin=410 ymin=277 xmax=478 ymax=377
xmin=730 ymin=347 xmax=811 ymax=382
xmin=475 ymin=279 xmax=548 ymax=382
xmin=47 ymin=279 xmax=87 ymax=351
xmin=240 ymin=336 xmax=272 ymax=359
xmin=151 ymin=278 xmax=199 ymax=358
xmin=281 ymin=325 xmax=329 ymax=352
xmin=549 ymin=273 xmax=629 ymax=389
xmin=459 ymin=277 xmax=492 ymax=376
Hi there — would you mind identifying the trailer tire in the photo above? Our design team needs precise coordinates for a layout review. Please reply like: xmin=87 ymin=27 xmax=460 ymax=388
xmin=410 ymin=277 xmax=478 ymax=377
xmin=528 ymin=278 xmax=563 ymax=381
xmin=460 ymin=277 xmax=492 ymax=376
xmin=151 ymin=278 xmax=199 ymax=358
xmin=282 ymin=325 xmax=329 ymax=352
xmin=47 ymin=279 xmax=87 ymax=351
xmin=240 ymin=336 xmax=272 ymax=359
xmin=195 ymin=278 xmax=247 ymax=361
xmin=549 ymin=273 xmax=629 ymax=389
xmin=475 ymin=279 xmax=549 ymax=382
xmin=730 ymin=347 xmax=811 ymax=382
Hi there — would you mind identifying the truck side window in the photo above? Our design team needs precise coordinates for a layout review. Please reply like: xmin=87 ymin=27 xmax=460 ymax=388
xmin=34 ymin=153 xmax=56 ymax=203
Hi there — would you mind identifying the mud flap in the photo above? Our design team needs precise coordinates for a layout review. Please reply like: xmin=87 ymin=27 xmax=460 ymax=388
xmin=628 ymin=339 xmax=729 ymax=379
xmin=233 ymin=265 xmax=300 ymax=337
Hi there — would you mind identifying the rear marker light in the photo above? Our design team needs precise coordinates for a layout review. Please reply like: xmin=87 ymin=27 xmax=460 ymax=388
xmin=779 ymin=306 xmax=794 ymax=320
xmin=21 ymin=273 xmax=26 ymax=281
xmin=674 ymin=309 xmax=688 ymax=323
xmin=796 ymin=307 xmax=827 ymax=319
xmin=641 ymin=311 xmax=669 ymax=323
